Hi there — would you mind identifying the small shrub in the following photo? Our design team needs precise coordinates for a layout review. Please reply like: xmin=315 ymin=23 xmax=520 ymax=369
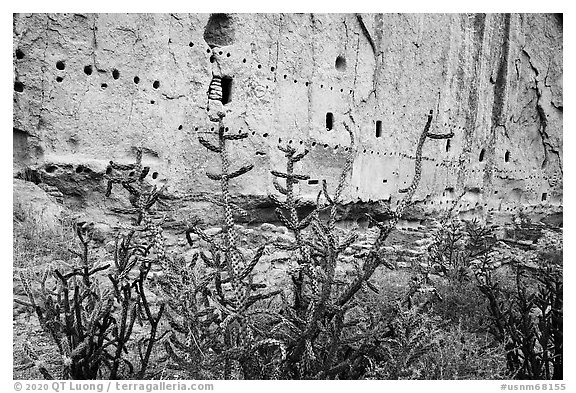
xmin=365 ymin=311 xmax=508 ymax=380
xmin=426 ymin=217 xmax=563 ymax=379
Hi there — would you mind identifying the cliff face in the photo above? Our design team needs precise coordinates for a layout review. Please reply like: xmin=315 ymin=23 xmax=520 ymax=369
xmin=13 ymin=13 xmax=563 ymax=224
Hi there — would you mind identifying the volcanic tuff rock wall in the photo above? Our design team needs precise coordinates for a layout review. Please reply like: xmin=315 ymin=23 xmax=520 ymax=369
xmin=13 ymin=13 xmax=563 ymax=223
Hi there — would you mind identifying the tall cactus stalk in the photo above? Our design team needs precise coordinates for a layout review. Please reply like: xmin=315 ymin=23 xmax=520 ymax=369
xmin=198 ymin=120 xmax=255 ymax=310
xmin=105 ymin=147 xmax=167 ymax=378
xmin=186 ymin=116 xmax=282 ymax=379
xmin=336 ymin=109 xmax=453 ymax=309
xmin=281 ymin=120 xmax=356 ymax=374
xmin=274 ymin=110 xmax=454 ymax=378
xmin=269 ymin=144 xmax=314 ymax=309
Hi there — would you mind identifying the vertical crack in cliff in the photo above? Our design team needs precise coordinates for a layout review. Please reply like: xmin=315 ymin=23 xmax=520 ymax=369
xmin=522 ymin=48 xmax=562 ymax=175
xmin=90 ymin=14 xmax=101 ymax=71
xmin=372 ymin=13 xmax=384 ymax=101
xmin=167 ymin=16 xmax=177 ymax=65
xmin=307 ymin=14 xmax=319 ymax=132
xmin=351 ymin=36 xmax=360 ymax=103
xmin=168 ymin=14 xmax=181 ymax=76
xmin=73 ymin=85 xmax=91 ymax=121
xmin=343 ymin=17 xmax=349 ymax=52
xmin=126 ymin=95 xmax=135 ymax=128
xmin=355 ymin=13 xmax=381 ymax=101
xmin=273 ymin=14 xmax=282 ymax=83
xmin=170 ymin=13 xmax=183 ymax=24
xmin=456 ymin=13 xmax=486 ymax=190
xmin=35 ymin=15 xmax=50 ymax=133
xmin=355 ymin=14 xmax=377 ymax=57
xmin=485 ymin=13 xmax=512 ymax=191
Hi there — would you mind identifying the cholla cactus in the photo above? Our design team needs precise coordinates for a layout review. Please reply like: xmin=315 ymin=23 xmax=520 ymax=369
xmin=191 ymin=121 xmax=273 ymax=312
xmin=164 ymin=119 xmax=283 ymax=379
xmin=268 ymin=143 xmax=316 ymax=309
xmin=264 ymin=110 xmax=454 ymax=378
xmin=105 ymin=147 xmax=167 ymax=269
xmin=18 ymin=223 xmax=118 ymax=379
xmin=464 ymin=220 xmax=563 ymax=380
xmin=104 ymin=147 xmax=167 ymax=378
xmin=336 ymin=110 xmax=453 ymax=310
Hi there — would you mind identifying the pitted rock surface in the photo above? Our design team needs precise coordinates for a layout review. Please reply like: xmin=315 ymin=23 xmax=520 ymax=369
xmin=13 ymin=13 xmax=562 ymax=226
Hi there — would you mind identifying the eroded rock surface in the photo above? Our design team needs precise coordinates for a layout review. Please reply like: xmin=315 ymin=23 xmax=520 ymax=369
xmin=13 ymin=13 xmax=562 ymax=226
xmin=13 ymin=178 xmax=63 ymax=232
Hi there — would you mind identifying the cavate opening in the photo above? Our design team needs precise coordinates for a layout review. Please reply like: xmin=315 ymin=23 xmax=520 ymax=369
xmin=45 ymin=165 xmax=58 ymax=173
xmin=56 ymin=76 xmax=63 ymax=83
xmin=56 ymin=60 xmax=65 ymax=70
xmin=15 ymin=49 xmax=25 ymax=59
xmin=133 ymin=76 xmax=140 ymax=84
xmin=335 ymin=55 xmax=347 ymax=71
xmin=153 ymin=80 xmax=160 ymax=89
xmin=505 ymin=150 xmax=510 ymax=162
xmin=221 ymin=76 xmax=233 ymax=104
xmin=375 ymin=120 xmax=382 ymax=138
xmin=14 ymin=81 xmax=24 ymax=92
xmin=308 ymin=179 xmax=319 ymax=185
xmin=479 ymin=148 xmax=485 ymax=162
xmin=326 ymin=112 xmax=334 ymax=131
xmin=541 ymin=192 xmax=547 ymax=201
xmin=446 ymin=139 xmax=451 ymax=152
xmin=203 ymin=13 xmax=236 ymax=48
xmin=112 ymin=69 xmax=120 ymax=79
xmin=84 ymin=65 xmax=93 ymax=75
xmin=152 ymin=172 xmax=158 ymax=179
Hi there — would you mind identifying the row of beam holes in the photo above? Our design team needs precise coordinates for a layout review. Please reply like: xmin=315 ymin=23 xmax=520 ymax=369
xmin=237 ymin=52 xmax=355 ymax=94
xmin=187 ymin=125 xmax=530 ymax=172
xmin=369 ymin=119 xmax=514 ymax=166
xmin=419 ymin=200 xmax=548 ymax=212
xmin=7 ymin=52 xmax=537 ymax=181
xmin=39 ymin=56 xmax=513 ymax=168
xmin=360 ymin=144 xmax=512 ymax=166
xmin=197 ymin=132 xmax=524 ymax=181
xmin=14 ymin=50 xmax=544 ymax=192
xmin=14 ymin=59 xmax=514 ymax=171
xmin=49 ymin=164 xmax=160 ymax=179
xmin=105 ymin=165 xmax=159 ymax=179
xmin=188 ymin=124 xmax=544 ymax=200
xmin=191 ymin=124 xmax=549 ymax=199
xmin=190 ymin=125 xmax=357 ymax=154
xmin=192 ymin=116 xmax=513 ymax=168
